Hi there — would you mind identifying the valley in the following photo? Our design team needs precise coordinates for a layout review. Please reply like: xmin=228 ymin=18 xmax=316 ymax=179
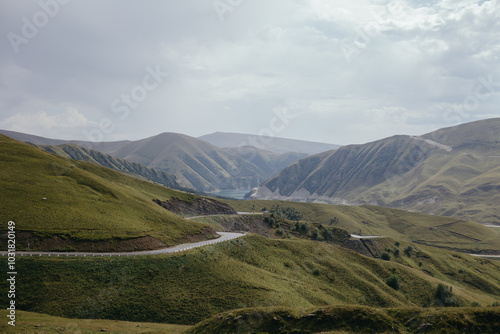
xmin=1 ymin=119 xmax=500 ymax=333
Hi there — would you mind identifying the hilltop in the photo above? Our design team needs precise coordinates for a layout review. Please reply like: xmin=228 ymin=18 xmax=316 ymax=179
xmin=0 ymin=134 xmax=217 ymax=251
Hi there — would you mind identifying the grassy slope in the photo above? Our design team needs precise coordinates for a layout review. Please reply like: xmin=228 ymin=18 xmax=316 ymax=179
xmin=357 ymin=149 xmax=500 ymax=225
xmin=0 ymin=310 xmax=191 ymax=334
xmin=41 ymin=143 xmax=181 ymax=189
xmin=0 ymin=134 xmax=209 ymax=245
xmin=2 ymin=235 xmax=499 ymax=325
xmin=188 ymin=305 xmax=500 ymax=334
xmin=224 ymin=199 xmax=500 ymax=253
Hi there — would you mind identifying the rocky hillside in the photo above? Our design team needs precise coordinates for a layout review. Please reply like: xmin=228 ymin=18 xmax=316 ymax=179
xmin=251 ymin=118 xmax=500 ymax=224
xmin=153 ymin=196 xmax=237 ymax=216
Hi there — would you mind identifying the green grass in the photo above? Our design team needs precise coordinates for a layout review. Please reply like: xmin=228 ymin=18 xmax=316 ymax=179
xmin=0 ymin=310 xmax=191 ymax=333
xmin=2 ymin=235 xmax=499 ymax=325
xmin=0 ymin=135 xmax=210 ymax=248
xmin=187 ymin=305 xmax=500 ymax=334
xmin=223 ymin=199 xmax=500 ymax=253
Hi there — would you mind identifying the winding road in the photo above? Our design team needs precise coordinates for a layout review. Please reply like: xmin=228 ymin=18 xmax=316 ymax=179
xmin=350 ymin=234 xmax=382 ymax=239
xmin=0 ymin=232 xmax=245 ymax=258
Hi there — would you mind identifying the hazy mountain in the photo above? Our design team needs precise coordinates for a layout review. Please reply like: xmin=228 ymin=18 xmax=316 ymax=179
xmin=199 ymin=131 xmax=340 ymax=154
xmin=221 ymin=146 xmax=308 ymax=178
xmin=250 ymin=118 xmax=500 ymax=224
xmin=91 ymin=132 xmax=275 ymax=192
xmin=39 ymin=143 xmax=181 ymax=190
xmin=1 ymin=130 xmax=311 ymax=193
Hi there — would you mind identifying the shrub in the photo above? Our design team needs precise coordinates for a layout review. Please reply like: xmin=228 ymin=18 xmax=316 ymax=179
xmin=312 ymin=228 xmax=320 ymax=240
xmin=312 ymin=269 xmax=321 ymax=276
xmin=419 ymin=261 xmax=423 ymax=267
xmin=381 ymin=252 xmax=391 ymax=261
xmin=471 ymin=302 xmax=481 ymax=307
xmin=435 ymin=284 xmax=462 ymax=307
xmin=395 ymin=241 xmax=400 ymax=247
xmin=276 ymin=228 xmax=284 ymax=236
xmin=394 ymin=248 xmax=400 ymax=257
xmin=300 ymin=223 xmax=309 ymax=233
xmin=386 ymin=275 xmax=400 ymax=290
xmin=322 ymin=227 xmax=333 ymax=241
xmin=404 ymin=245 xmax=414 ymax=257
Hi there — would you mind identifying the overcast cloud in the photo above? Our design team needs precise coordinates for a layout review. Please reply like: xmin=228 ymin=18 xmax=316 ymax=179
xmin=0 ymin=0 xmax=499 ymax=145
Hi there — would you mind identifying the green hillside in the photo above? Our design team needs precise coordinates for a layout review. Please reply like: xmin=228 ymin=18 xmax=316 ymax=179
xmin=40 ymin=143 xmax=181 ymax=189
xmin=251 ymin=118 xmax=500 ymax=225
xmin=224 ymin=200 xmax=500 ymax=253
xmin=2 ymin=235 xmax=499 ymax=326
xmin=189 ymin=305 xmax=500 ymax=334
xmin=0 ymin=134 xmax=214 ymax=250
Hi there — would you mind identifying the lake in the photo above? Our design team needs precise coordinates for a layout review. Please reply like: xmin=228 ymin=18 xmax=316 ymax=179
xmin=210 ymin=189 xmax=252 ymax=200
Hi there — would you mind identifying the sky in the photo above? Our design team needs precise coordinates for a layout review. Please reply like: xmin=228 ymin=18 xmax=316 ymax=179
xmin=0 ymin=0 xmax=499 ymax=146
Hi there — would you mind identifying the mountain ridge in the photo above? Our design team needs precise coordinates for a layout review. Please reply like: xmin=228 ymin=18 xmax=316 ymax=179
xmin=250 ymin=118 xmax=500 ymax=224
xmin=0 ymin=129 xmax=315 ymax=192
xmin=199 ymin=131 xmax=340 ymax=154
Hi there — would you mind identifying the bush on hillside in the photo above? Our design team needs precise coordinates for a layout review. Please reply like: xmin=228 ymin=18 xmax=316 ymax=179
xmin=386 ymin=275 xmax=400 ymax=290
xmin=405 ymin=245 xmax=414 ymax=257
xmin=435 ymin=284 xmax=462 ymax=307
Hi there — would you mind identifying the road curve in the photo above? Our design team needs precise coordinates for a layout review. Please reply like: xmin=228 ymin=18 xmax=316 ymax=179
xmin=0 ymin=232 xmax=245 ymax=258
xmin=350 ymin=234 xmax=382 ymax=239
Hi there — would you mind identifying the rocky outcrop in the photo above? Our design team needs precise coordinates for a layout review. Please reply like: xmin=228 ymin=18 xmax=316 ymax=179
xmin=153 ymin=197 xmax=237 ymax=216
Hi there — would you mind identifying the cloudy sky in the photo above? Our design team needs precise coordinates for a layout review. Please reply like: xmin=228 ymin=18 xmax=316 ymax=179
xmin=1 ymin=0 xmax=499 ymax=145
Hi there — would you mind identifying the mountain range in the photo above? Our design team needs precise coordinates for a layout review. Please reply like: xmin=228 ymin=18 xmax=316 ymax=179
xmin=250 ymin=118 xmax=500 ymax=225
xmin=0 ymin=129 xmax=324 ymax=192
xmin=3 ymin=118 xmax=500 ymax=224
